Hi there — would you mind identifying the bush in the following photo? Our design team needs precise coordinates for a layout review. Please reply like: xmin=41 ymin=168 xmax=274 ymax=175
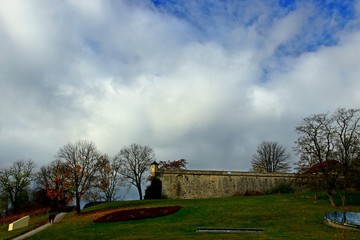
xmin=244 ymin=190 xmax=263 ymax=196
xmin=232 ymin=190 xmax=263 ymax=197
xmin=0 ymin=207 xmax=48 ymax=224
xmin=268 ymin=182 xmax=295 ymax=194
xmin=144 ymin=178 xmax=162 ymax=199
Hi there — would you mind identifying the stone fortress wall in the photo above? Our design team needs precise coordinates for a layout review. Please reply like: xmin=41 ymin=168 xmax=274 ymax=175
xmin=150 ymin=163 xmax=297 ymax=199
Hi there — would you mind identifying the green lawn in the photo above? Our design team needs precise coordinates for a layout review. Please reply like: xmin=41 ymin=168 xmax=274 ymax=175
xmin=6 ymin=192 xmax=360 ymax=240
xmin=0 ymin=213 xmax=48 ymax=240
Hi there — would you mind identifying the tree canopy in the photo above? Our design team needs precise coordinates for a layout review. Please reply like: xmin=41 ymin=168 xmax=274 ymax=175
xmin=56 ymin=140 xmax=103 ymax=214
xmin=158 ymin=159 xmax=188 ymax=170
xmin=0 ymin=159 xmax=35 ymax=214
xmin=251 ymin=141 xmax=291 ymax=173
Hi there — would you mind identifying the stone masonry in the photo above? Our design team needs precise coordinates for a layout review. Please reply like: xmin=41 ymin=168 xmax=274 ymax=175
xmin=150 ymin=162 xmax=297 ymax=199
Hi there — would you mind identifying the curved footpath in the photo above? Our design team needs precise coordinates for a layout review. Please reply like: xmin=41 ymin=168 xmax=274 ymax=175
xmin=13 ymin=213 xmax=67 ymax=240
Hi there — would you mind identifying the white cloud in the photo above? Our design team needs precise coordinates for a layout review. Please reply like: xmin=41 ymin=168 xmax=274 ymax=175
xmin=249 ymin=87 xmax=283 ymax=118
xmin=266 ymin=30 xmax=360 ymax=118
xmin=1 ymin=0 xmax=360 ymax=179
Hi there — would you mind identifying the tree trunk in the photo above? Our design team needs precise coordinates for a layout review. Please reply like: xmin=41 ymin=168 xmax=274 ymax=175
xmin=137 ymin=184 xmax=143 ymax=200
xmin=326 ymin=190 xmax=336 ymax=207
xmin=5 ymin=201 xmax=9 ymax=216
xmin=75 ymin=189 xmax=81 ymax=215
xmin=341 ymin=174 xmax=348 ymax=206
xmin=8 ymin=190 xmax=17 ymax=214
xmin=11 ymin=201 xmax=17 ymax=214
xmin=341 ymin=188 xmax=347 ymax=206
xmin=314 ymin=190 xmax=318 ymax=202
xmin=323 ymin=173 xmax=337 ymax=207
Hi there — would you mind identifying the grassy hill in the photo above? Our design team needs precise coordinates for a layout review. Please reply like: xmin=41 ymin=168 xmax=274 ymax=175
xmin=5 ymin=192 xmax=360 ymax=239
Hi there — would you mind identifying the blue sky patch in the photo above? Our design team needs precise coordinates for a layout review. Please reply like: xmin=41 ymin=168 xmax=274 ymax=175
xmin=150 ymin=0 xmax=357 ymax=56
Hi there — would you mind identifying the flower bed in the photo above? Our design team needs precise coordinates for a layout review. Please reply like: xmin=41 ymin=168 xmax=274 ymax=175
xmin=93 ymin=206 xmax=181 ymax=223
xmin=0 ymin=208 xmax=49 ymax=224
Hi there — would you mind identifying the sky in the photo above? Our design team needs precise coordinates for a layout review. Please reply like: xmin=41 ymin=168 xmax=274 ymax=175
xmin=1 ymin=0 xmax=360 ymax=174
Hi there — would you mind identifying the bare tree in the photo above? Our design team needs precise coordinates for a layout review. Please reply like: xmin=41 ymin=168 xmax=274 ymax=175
xmin=96 ymin=154 xmax=128 ymax=202
xmin=251 ymin=141 xmax=291 ymax=173
xmin=351 ymin=153 xmax=360 ymax=190
xmin=0 ymin=160 xmax=35 ymax=214
xmin=56 ymin=140 xmax=102 ymax=214
xmin=295 ymin=153 xmax=325 ymax=201
xmin=295 ymin=109 xmax=360 ymax=206
xmin=295 ymin=113 xmax=338 ymax=206
xmin=332 ymin=108 xmax=360 ymax=205
xmin=116 ymin=143 xmax=156 ymax=200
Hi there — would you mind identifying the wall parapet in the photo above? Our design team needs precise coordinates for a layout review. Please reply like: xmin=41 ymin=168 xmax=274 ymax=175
xmin=157 ymin=169 xmax=296 ymax=178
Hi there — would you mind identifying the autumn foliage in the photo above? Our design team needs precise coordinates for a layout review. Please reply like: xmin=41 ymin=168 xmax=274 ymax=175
xmin=158 ymin=159 xmax=188 ymax=170
xmin=0 ymin=207 xmax=48 ymax=224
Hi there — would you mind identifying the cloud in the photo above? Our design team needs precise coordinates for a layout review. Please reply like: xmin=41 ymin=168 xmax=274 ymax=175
xmin=267 ymin=30 xmax=360 ymax=115
xmin=0 ymin=0 xmax=359 ymax=180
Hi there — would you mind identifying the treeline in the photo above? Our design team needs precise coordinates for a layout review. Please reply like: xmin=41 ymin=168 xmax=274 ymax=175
xmin=250 ymin=108 xmax=360 ymax=207
xmin=1 ymin=108 xmax=360 ymax=215
xmin=0 ymin=142 xmax=156 ymax=215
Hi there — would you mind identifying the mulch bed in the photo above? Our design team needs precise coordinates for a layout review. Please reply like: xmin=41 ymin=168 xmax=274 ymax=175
xmin=0 ymin=207 xmax=49 ymax=224
xmin=93 ymin=206 xmax=181 ymax=223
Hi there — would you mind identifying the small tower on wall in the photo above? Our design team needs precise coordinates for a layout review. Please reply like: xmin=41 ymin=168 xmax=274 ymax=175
xmin=150 ymin=161 xmax=159 ymax=178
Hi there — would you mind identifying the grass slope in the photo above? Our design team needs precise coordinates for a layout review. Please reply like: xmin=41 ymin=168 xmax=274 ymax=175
xmin=17 ymin=193 xmax=360 ymax=240
xmin=0 ymin=214 xmax=48 ymax=240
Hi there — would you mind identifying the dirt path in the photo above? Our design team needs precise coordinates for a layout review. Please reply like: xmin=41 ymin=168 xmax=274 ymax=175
xmin=13 ymin=213 xmax=67 ymax=240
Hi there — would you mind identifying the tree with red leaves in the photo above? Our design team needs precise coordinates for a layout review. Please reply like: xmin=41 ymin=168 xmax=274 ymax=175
xmin=36 ymin=160 xmax=72 ymax=211
xmin=158 ymin=159 xmax=188 ymax=170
